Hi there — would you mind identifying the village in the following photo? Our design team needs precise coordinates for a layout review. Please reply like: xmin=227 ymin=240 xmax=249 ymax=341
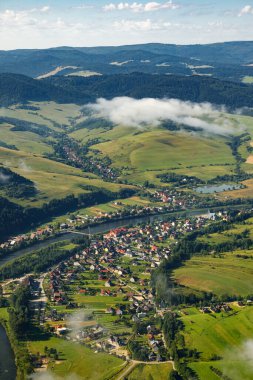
xmin=0 ymin=188 xmax=205 ymax=253
xmin=24 ymin=213 xmax=227 ymax=366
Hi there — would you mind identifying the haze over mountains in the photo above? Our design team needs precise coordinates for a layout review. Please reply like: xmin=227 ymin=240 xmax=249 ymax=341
xmin=1 ymin=41 xmax=253 ymax=109
xmin=1 ymin=41 xmax=253 ymax=80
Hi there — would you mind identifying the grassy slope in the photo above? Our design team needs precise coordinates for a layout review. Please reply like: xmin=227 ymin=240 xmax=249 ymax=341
xmin=91 ymin=129 xmax=234 ymax=170
xmin=173 ymin=251 xmax=253 ymax=297
xmin=242 ymin=76 xmax=253 ymax=84
xmin=198 ymin=216 xmax=253 ymax=245
xmin=79 ymin=126 xmax=236 ymax=186
xmin=28 ymin=336 xmax=124 ymax=380
xmin=0 ymin=102 xmax=82 ymax=129
xmin=127 ymin=363 xmax=173 ymax=380
xmin=0 ymin=147 xmax=126 ymax=207
xmin=0 ymin=124 xmax=53 ymax=155
xmin=190 ymin=361 xmax=253 ymax=380
xmin=181 ymin=306 xmax=253 ymax=379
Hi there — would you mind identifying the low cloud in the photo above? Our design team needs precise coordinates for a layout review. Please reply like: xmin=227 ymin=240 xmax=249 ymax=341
xmin=86 ymin=97 xmax=236 ymax=135
xmin=0 ymin=172 xmax=10 ymax=184
xmin=222 ymin=339 xmax=253 ymax=379
xmin=103 ymin=1 xmax=179 ymax=12
xmin=31 ymin=373 xmax=81 ymax=380
xmin=239 ymin=5 xmax=253 ymax=16
xmin=18 ymin=159 xmax=32 ymax=172
xmin=66 ymin=309 xmax=93 ymax=338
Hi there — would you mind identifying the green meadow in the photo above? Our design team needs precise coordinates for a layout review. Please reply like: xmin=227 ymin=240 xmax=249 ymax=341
xmin=28 ymin=335 xmax=124 ymax=380
xmin=190 ymin=360 xmax=253 ymax=380
xmin=180 ymin=306 xmax=253 ymax=379
xmin=0 ymin=147 xmax=126 ymax=206
xmin=242 ymin=76 xmax=253 ymax=84
xmin=181 ymin=305 xmax=253 ymax=360
xmin=127 ymin=363 xmax=173 ymax=380
xmin=173 ymin=251 xmax=253 ymax=297
xmin=91 ymin=129 xmax=234 ymax=170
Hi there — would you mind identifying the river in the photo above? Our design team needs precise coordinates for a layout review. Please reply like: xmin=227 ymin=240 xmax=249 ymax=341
xmin=0 ymin=325 xmax=16 ymax=380
xmin=1 ymin=203 xmax=251 ymax=268
xmin=0 ymin=207 xmax=212 ymax=267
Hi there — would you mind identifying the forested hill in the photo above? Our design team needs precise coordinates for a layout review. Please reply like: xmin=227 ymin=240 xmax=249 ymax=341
xmin=1 ymin=72 xmax=253 ymax=109
xmin=0 ymin=42 xmax=253 ymax=81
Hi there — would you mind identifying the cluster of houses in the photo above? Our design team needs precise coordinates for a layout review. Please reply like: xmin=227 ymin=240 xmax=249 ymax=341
xmin=38 ymin=214 xmax=220 ymax=360
xmin=62 ymin=143 xmax=118 ymax=180
xmin=0 ymin=225 xmax=54 ymax=250
xmin=151 ymin=189 xmax=201 ymax=209
xmin=200 ymin=303 xmax=232 ymax=314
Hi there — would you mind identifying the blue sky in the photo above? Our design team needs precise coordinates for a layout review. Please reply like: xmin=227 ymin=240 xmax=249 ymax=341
xmin=0 ymin=0 xmax=252 ymax=49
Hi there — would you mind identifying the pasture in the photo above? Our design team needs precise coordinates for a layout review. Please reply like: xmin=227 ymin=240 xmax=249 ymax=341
xmin=127 ymin=363 xmax=173 ymax=380
xmin=0 ymin=102 xmax=82 ymax=129
xmin=242 ymin=76 xmax=253 ymax=84
xmin=181 ymin=306 xmax=253 ymax=360
xmin=190 ymin=360 xmax=253 ymax=380
xmin=173 ymin=251 xmax=253 ymax=297
xmin=92 ymin=129 xmax=234 ymax=171
xmin=0 ymin=124 xmax=53 ymax=155
xmin=28 ymin=336 xmax=124 ymax=380
xmin=0 ymin=147 xmax=125 ymax=206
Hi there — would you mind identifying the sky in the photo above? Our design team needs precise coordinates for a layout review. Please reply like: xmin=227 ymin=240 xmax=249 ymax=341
xmin=0 ymin=0 xmax=253 ymax=49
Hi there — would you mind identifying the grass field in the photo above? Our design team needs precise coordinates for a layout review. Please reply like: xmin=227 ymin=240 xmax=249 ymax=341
xmin=0 ymin=307 xmax=8 ymax=320
xmin=221 ymin=178 xmax=253 ymax=199
xmin=190 ymin=360 xmax=253 ymax=380
xmin=181 ymin=306 xmax=253 ymax=360
xmin=242 ymin=76 xmax=253 ymax=84
xmin=127 ymin=363 xmax=173 ymax=380
xmin=0 ymin=102 xmax=82 ymax=130
xmin=0 ymin=147 xmax=126 ymax=206
xmin=181 ymin=306 xmax=253 ymax=380
xmin=28 ymin=335 xmax=124 ymax=380
xmin=198 ymin=216 xmax=253 ymax=245
xmin=0 ymin=124 xmax=53 ymax=155
xmin=92 ymin=129 xmax=234 ymax=171
xmin=173 ymin=251 xmax=253 ymax=297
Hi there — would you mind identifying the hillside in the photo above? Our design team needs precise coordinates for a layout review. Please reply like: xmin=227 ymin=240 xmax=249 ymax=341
xmin=0 ymin=42 xmax=253 ymax=81
xmin=1 ymin=73 xmax=253 ymax=108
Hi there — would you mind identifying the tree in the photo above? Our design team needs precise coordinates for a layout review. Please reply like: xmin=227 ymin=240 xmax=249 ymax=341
xmin=169 ymin=370 xmax=181 ymax=380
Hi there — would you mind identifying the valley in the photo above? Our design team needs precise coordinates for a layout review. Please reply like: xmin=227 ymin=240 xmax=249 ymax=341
xmin=1 ymin=39 xmax=253 ymax=380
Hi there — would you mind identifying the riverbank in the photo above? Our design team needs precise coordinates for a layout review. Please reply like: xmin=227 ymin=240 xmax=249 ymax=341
xmin=0 ymin=311 xmax=17 ymax=380
xmin=0 ymin=202 xmax=251 ymax=268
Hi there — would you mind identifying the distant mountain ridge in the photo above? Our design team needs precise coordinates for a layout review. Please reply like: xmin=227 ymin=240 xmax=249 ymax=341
xmin=0 ymin=41 xmax=253 ymax=82
xmin=1 ymin=72 xmax=253 ymax=109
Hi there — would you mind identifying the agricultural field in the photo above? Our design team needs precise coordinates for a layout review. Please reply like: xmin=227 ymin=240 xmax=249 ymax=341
xmin=0 ymin=147 xmax=127 ymax=206
xmin=242 ymin=76 xmax=253 ymax=84
xmin=28 ymin=335 xmax=124 ymax=380
xmin=0 ymin=102 xmax=82 ymax=129
xmin=180 ymin=306 xmax=253 ymax=380
xmin=221 ymin=178 xmax=253 ymax=199
xmin=173 ymin=251 xmax=253 ymax=297
xmin=127 ymin=363 xmax=173 ymax=380
xmin=198 ymin=216 xmax=253 ymax=245
xmin=91 ymin=129 xmax=234 ymax=171
xmin=0 ymin=124 xmax=53 ymax=155
xmin=190 ymin=360 xmax=253 ymax=380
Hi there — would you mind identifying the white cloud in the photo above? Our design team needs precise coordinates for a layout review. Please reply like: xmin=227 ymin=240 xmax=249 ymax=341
xmin=113 ymin=18 xmax=161 ymax=31
xmin=0 ymin=7 xmax=50 ymax=29
xmin=86 ymin=97 xmax=234 ymax=135
xmin=72 ymin=4 xmax=94 ymax=10
xmin=103 ymin=1 xmax=179 ymax=12
xmin=239 ymin=5 xmax=253 ymax=16
xmin=39 ymin=6 xmax=50 ymax=13
xmin=112 ymin=18 xmax=206 ymax=32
